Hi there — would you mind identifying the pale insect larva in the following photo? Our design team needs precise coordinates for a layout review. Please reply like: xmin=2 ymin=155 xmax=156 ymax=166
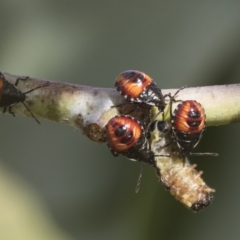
xmin=149 ymin=120 xmax=215 ymax=212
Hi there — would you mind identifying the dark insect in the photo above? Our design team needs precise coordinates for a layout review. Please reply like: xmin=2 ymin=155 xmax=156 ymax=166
xmin=0 ymin=72 xmax=48 ymax=124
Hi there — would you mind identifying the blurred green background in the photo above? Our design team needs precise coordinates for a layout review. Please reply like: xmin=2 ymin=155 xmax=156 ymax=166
xmin=0 ymin=1 xmax=240 ymax=240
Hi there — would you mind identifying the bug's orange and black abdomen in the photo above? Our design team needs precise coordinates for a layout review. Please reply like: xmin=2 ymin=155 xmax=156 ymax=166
xmin=115 ymin=70 xmax=165 ymax=111
xmin=105 ymin=115 xmax=155 ymax=165
xmin=106 ymin=115 xmax=143 ymax=152
xmin=172 ymin=100 xmax=205 ymax=152
xmin=115 ymin=71 xmax=153 ymax=99
xmin=173 ymin=100 xmax=205 ymax=133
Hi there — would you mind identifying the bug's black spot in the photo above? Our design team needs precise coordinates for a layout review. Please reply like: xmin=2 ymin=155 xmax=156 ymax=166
xmin=188 ymin=109 xmax=200 ymax=118
xmin=115 ymin=125 xmax=127 ymax=136
xmin=123 ymin=71 xmax=135 ymax=79
xmin=121 ymin=131 xmax=133 ymax=143
xmin=187 ymin=120 xmax=201 ymax=127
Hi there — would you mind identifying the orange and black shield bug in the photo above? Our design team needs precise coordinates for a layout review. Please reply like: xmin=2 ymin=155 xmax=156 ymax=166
xmin=171 ymin=100 xmax=218 ymax=157
xmin=105 ymin=115 xmax=155 ymax=166
xmin=115 ymin=70 xmax=166 ymax=112
xmin=172 ymin=100 xmax=205 ymax=152
xmin=0 ymin=72 xmax=48 ymax=124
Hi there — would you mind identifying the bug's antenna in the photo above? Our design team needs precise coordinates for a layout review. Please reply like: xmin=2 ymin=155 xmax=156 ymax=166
xmin=22 ymin=82 xmax=49 ymax=95
xmin=189 ymin=152 xmax=218 ymax=157
xmin=135 ymin=163 xmax=145 ymax=193
xmin=21 ymin=82 xmax=49 ymax=124
xmin=21 ymin=101 xmax=40 ymax=124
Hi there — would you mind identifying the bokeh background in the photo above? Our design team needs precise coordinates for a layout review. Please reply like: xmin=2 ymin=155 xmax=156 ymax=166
xmin=0 ymin=1 xmax=240 ymax=240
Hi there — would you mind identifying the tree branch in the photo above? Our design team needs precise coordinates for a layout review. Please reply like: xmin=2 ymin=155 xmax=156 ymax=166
xmin=2 ymin=72 xmax=240 ymax=143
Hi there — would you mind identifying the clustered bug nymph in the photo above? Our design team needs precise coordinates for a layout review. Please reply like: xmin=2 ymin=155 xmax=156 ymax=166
xmin=172 ymin=100 xmax=204 ymax=152
xmin=115 ymin=70 xmax=166 ymax=112
xmin=171 ymin=100 xmax=218 ymax=157
xmin=105 ymin=115 xmax=155 ymax=166
xmin=0 ymin=72 xmax=48 ymax=124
